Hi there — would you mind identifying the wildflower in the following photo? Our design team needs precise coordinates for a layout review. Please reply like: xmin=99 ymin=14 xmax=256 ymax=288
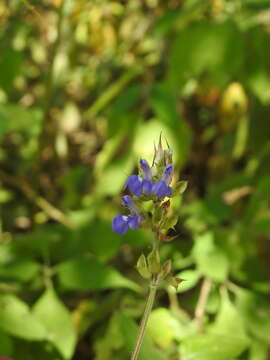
xmin=112 ymin=214 xmax=140 ymax=234
xmin=112 ymin=195 xmax=143 ymax=234
xmin=152 ymin=164 xmax=173 ymax=199
xmin=153 ymin=136 xmax=172 ymax=167
xmin=125 ymin=159 xmax=152 ymax=196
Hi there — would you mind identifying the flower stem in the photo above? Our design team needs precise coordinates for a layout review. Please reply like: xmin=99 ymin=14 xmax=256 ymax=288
xmin=131 ymin=279 xmax=158 ymax=360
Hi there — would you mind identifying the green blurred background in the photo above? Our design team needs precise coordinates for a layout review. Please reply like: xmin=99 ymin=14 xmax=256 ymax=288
xmin=1 ymin=0 xmax=270 ymax=359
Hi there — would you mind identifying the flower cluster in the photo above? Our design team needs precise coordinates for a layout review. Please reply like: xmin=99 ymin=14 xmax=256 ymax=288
xmin=112 ymin=139 xmax=184 ymax=236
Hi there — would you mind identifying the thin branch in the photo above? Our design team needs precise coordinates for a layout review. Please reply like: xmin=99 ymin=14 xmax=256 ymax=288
xmin=194 ymin=277 xmax=212 ymax=332
xmin=83 ymin=67 xmax=142 ymax=123
xmin=0 ymin=169 xmax=76 ymax=229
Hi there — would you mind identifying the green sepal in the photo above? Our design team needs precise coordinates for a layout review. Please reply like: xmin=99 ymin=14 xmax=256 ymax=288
xmin=164 ymin=148 xmax=173 ymax=164
xmin=152 ymin=206 xmax=163 ymax=223
xmin=173 ymin=181 xmax=188 ymax=196
xmin=158 ymin=259 xmax=172 ymax=280
xmin=160 ymin=214 xmax=179 ymax=232
xmin=147 ymin=249 xmax=160 ymax=274
xmin=136 ymin=254 xmax=151 ymax=279
xmin=166 ymin=275 xmax=184 ymax=291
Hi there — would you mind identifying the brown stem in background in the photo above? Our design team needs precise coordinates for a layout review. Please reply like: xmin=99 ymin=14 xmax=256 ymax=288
xmin=195 ymin=277 xmax=212 ymax=332
xmin=0 ymin=170 xmax=76 ymax=229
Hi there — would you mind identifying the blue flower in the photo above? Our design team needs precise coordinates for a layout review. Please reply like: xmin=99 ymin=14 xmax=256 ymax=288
xmin=125 ymin=159 xmax=153 ymax=196
xmin=112 ymin=214 xmax=140 ymax=234
xmin=152 ymin=181 xmax=172 ymax=199
xmin=152 ymin=164 xmax=173 ymax=199
xmin=112 ymin=196 xmax=143 ymax=234
xmin=125 ymin=175 xmax=143 ymax=196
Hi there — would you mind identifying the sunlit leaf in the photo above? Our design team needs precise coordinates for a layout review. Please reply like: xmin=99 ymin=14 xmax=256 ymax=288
xmin=32 ymin=288 xmax=77 ymax=359
xmin=0 ymin=294 xmax=46 ymax=340
xmin=180 ymin=333 xmax=248 ymax=360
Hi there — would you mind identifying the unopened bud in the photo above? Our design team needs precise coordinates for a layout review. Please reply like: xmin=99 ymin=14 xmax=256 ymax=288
xmin=164 ymin=149 xmax=173 ymax=165
xmin=136 ymin=254 xmax=151 ymax=279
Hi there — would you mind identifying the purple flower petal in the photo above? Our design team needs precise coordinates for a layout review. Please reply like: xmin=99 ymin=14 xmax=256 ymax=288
xmin=128 ymin=215 xmax=140 ymax=230
xmin=162 ymin=164 xmax=173 ymax=185
xmin=140 ymin=159 xmax=152 ymax=181
xmin=112 ymin=214 xmax=129 ymax=234
xmin=152 ymin=181 xmax=172 ymax=199
xmin=125 ymin=175 xmax=143 ymax=196
xmin=142 ymin=179 xmax=152 ymax=195
xmin=121 ymin=195 xmax=139 ymax=215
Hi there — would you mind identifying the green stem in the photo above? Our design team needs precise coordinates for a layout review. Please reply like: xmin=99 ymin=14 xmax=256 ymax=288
xmin=131 ymin=280 xmax=158 ymax=360
xmin=83 ymin=66 xmax=142 ymax=123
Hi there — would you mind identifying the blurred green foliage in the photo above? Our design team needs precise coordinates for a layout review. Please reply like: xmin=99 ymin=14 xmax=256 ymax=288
xmin=0 ymin=0 xmax=270 ymax=359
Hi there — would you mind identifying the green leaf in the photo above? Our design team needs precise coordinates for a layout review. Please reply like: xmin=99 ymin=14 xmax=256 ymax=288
xmin=0 ymin=103 xmax=42 ymax=136
xmin=249 ymin=340 xmax=269 ymax=360
xmin=192 ymin=232 xmax=230 ymax=282
xmin=148 ymin=308 xmax=185 ymax=349
xmin=0 ymin=49 xmax=22 ymax=91
xmin=133 ymin=119 xmax=179 ymax=164
xmin=32 ymin=288 xmax=77 ymax=359
xmin=180 ymin=333 xmax=248 ymax=360
xmin=79 ymin=220 xmax=123 ymax=261
xmin=94 ymin=313 xmax=125 ymax=359
xmin=176 ymin=270 xmax=200 ymax=293
xmin=150 ymin=84 xmax=191 ymax=165
xmin=236 ymin=289 xmax=270 ymax=344
xmin=209 ymin=291 xmax=247 ymax=340
xmin=244 ymin=27 xmax=270 ymax=103
xmin=0 ymin=294 xmax=46 ymax=340
xmin=0 ymin=331 xmax=13 ymax=356
xmin=169 ymin=20 xmax=243 ymax=87
xmin=108 ymin=85 xmax=141 ymax=137
xmin=95 ymin=149 xmax=135 ymax=196
xmin=57 ymin=257 xmax=140 ymax=292
xmin=117 ymin=313 xmax=166 ymax=360
xmin=0 ymin=259 xmax=40 ymax=282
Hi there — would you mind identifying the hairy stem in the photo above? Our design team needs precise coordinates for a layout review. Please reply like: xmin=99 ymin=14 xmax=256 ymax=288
xmin=131 ymin=279 xmax=158 ymax=360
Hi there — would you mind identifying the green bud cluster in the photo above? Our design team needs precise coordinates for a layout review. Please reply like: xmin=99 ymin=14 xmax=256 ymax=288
xmin=136 ymin=250 xmax=183 ymax=290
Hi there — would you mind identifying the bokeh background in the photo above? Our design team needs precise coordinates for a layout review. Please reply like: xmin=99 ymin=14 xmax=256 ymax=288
xmin=1 ymin=0 xmax=270 ymax=359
